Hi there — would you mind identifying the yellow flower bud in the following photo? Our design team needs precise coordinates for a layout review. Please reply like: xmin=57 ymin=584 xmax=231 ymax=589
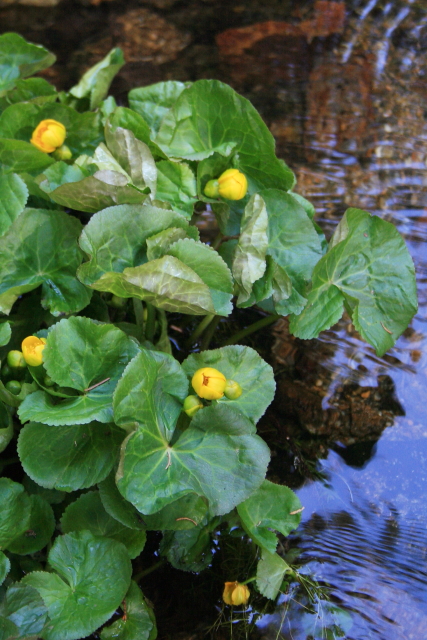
xmin=30 ymin=119 xmax=66 ymax=153
xmin=223 ymin=581 xmax=250 ymax=606
xmin=191 ymin=367 xmax=227 ymax=400
xmin=21 ymin=336 xmax=47 ymax=367
xmin=183 ymin=394 xmax=203 ymax=417
xmin=224 ymin=379 xmax=242 ymax=400
xmin=217 ymin=169 xmax=248 ymax=200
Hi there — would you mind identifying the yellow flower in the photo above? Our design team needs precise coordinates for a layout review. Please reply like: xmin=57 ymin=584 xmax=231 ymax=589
xmin=191 ymin=367 xmax=227 ymax=400
xmin=218 ymin=169 xmax=248 ymax=200
xmin=203 ymin=169 xmax=248 ymax=200
xmin=21 ymin=336 xmax=47 ymax=367
xmin=223 ymin=581 xmax=250 ymax=606
xmin=30 ymin=119 xmax=66 ymax=153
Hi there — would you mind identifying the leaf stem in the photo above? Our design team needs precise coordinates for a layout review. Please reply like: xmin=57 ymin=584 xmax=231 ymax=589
xmin=211 ymin=232 xmax=224 ymax=250
xmin=145 ymin=303 xmax=156 ymax=343
xmin=133 ymin=559 xmax=166 ymax=582
xmin=133 ymin=298 xmax=145 ymax=341
xmin=221 ymin=314 xmax=279 ymax=346
xmin=200 ymin=316 xmax=221 ymax=351
xmin=185 ymin=313 xmax=215 ymax=348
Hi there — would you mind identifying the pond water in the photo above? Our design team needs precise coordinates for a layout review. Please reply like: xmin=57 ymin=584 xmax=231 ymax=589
xmin=1 ymin=1 xmax=426 ymax=638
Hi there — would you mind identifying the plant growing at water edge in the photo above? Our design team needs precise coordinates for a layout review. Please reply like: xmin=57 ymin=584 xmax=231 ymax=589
xmin=0 ymin=33 xmax=417 ymax=639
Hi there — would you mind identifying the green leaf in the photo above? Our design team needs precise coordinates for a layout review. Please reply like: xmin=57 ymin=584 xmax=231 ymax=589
xmin=5 ymin=581 xmax=48 ymax=637
xmin=69 ymin=48 xmax=125 ymax=110
xmin=108 ymin=106 xmax=166 ymax=159
xmin=0 ymin=33 xmax=55 ymax=96
xmin=160 ymin=523 xmax=213 ymax=572
xmin=262 ymin=189 xmax=323 ymax=316
xmin=0 ymin=208 xmax=91 ymax=316
xmin=0 ymin=138 xmax=54 ymax=173
xmin=113 ymin=349 xmax=189 ymax=438
xmin=166 ymin=238 xmax=233 ymax=315
xmin=0 ymin=102 xmax=102 ymax=157
xmin=0 ymin=173 xmax=28 ymax=236
xmin=0 ymin=323 xmax=11 ymax=347
xmin=128 ymin=81 xmax=190 ymax=135
xmin=155 ymin=160 xmax=196 ymax=218
xmin=18 ymin=317 xmax=140 ymax=425
xmin=78 ymin=203 xmax=190 ymax=286
xmin=38 ymin=160 xmax=146 ymax=213
xmin=182 ymin=345 xmax=276 ymax=423
xmin=143 ymin=493 xmax=208 ymax=531
xmin=6 ymin=495 xmax=55 ymax=555
xmin=100 ymin=581 xmax=157 ymax=640
xmin=256 ymin=549 xmax=292 ymax=600
xmin=23 ymin=531 xmax=132 ymax=640
xmin=289 ymin=208 xmax=418 ymax=355
xmin=237 ymin=480 xmax=302 ymax=554
xmin=0 ymin=479 xmax=31 ymax=549
xmin=232 ymin=194 xmax=268 ymax=305
xmin=116 ymin=403 xmax=270 ymax=516
xmin=0 ymin=77 xmax=56 ymax=112
xmin=98 ymin=473 xmax=147 ymax=531
xmin=105 ymin=122 xmax=157 ymax=195
xmin=155 ymin=80 xmax=295 ymax=191
xmin=18 ymin=421 xmax=123 ymax=491
xmin=0 ymin=553 xmax=10 ymax=586
xmin=61 ymin=491 xmax=146 ymax=559
xmin=146 ymin=227 xmax=197 ymax=261
xmin=0 ymin=402 xmax=13 ymax=454
xmin=90 ymin=255 xmax=220 ymax=316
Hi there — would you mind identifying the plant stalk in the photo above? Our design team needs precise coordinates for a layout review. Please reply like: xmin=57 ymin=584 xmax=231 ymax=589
xmin=133 ymin=559 xmax=166 ymax=582
xmin=221 ymin=314 xmax=279 ymax=346
xmin=185 ymin=313 xmax=215 ymax=348
xmin=133 ymin=298 xmax=145 ymax=342
xmin=200 ymin=316 xmax=221 ymax=351
xmin=145 ymin=302 xmax=156 ymax=343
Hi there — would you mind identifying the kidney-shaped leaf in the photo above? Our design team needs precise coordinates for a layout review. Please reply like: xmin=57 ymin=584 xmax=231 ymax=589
xmin=155 ymin=79 xmax=295 ymax=192
xmin=100 ymin=581 xmax=157 ymax=640
xmin=18 ymin=317 xmax=139 ymax=425
xmin=182 ymin=345 xmax=276 ymax=423
xmin=18 ymin=421 xmax=124 ymax=491
xmin=0 ymin=172 xmax=28 ymax=236
xmin=78 ymin=203 xmax=190 ymax=286
xmin=5 ymin=581 xmax=48 ymax=637
xmin=0 ymin=551 xmax=10 ymax=586
xmin=237 ymin=480 xmax=302 ymax=554
xmin=61 ymin=491 xmax=146 ymax=559
xmin=290 ymin=208 xmax=418 ymax=356
xmin=0 ymin=33 xmax=55 ymax=95
xmin=7 ymin=494 xmax=55 ymax=555
xmin=113 ymin=348 xmax=189 ymax=439
xmin=0 ymin=208 xmax=91 ymax=316
xmin=116 ymin=403 xmax=270 ymax=516
xmin=256 ymin=549 xmax=292 ymax=600
xmin=23 ymin=531 xmax=132 ymax=640
xmin=0 ymin=478 xmax=31 ymax=549
xmin=128 ymin=80 xmax=190 ymax=134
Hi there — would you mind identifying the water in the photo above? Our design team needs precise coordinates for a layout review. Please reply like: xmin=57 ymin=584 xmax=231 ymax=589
xmin=1 ymin=1 xmax=427 ymax=638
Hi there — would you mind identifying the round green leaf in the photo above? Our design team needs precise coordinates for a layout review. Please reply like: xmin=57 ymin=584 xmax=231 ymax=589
xmin=0 ymin=173 xmax=28 ymax=236
xmin=117 ymin=403 xmax=270 ymax=516
xmin=23 ymin=531 xmax=132 ymax=640
xmin=100 ymin=581 xmax=157 ymax=640
xmin=18 ymin=317 xmax=140 ymax=425
xmin=0 ymin=208 xmax=91 ymax=316
xmin=0 ymin=551 xmax=10 ymax=586
xmin=5 ymin=581 xmax=48 ymax=636
xmin=182 ymin=345 xmax=276 ymax=423
xmin=0 ymin=478 xmax=31 ymax=549
xmin=7 ymin=495 xmax=55 ymax=555
xmin=61 ymin=491 xmax=146 ymax=559
xmin=18 ymin=421 xmax=124 ymax=491
xmin=113 ymin=348 xmax=189 ymax=439
xmin=237 ymin=480 xmax=302 ymax=554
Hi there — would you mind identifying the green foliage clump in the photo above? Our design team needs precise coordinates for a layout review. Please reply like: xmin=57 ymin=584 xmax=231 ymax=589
xmin=0 ymin=33 xmax=417 ymax=639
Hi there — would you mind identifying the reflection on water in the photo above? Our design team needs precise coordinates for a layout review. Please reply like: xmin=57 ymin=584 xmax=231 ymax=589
xmin=255 ymin=1 xmax=427 ymax=638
